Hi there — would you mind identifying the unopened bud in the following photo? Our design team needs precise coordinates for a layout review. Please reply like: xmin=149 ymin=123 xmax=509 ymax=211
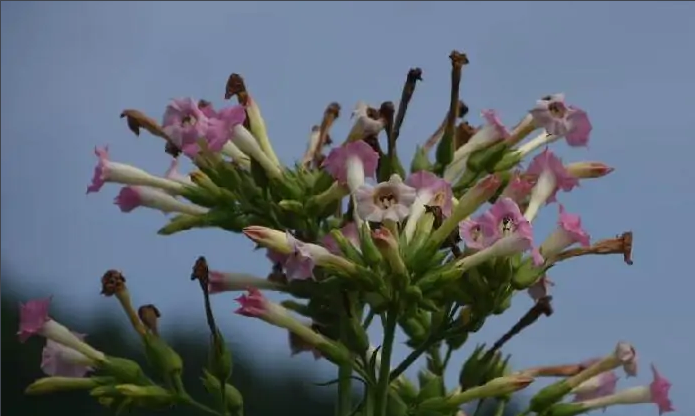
xmin=447 ymin=375 xmax=534 ymax=407
xmin=565 ymin=161 xmax=614 ymax=179
xmin=26 ymin=376 xmax=114 ymax=395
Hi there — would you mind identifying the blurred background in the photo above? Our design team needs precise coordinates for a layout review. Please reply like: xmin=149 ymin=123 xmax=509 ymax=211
xmin=2 ymin=2 xmax=694 ymax=416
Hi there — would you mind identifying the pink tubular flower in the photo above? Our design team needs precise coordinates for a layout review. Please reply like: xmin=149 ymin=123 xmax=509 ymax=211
xmin=114 ymin=186 xmax=208 ymax=215
xmin=459 ymin=218 xmax=487 ymax=250
xmin=41 ymin=333 xmax=94 ymax=377
xmin=540 ymin=204 xmax=590 ymax=258
xmin=501 ymin=171 xmax=535 ymax=207
xmin=474 ymin=197 xmax=543 ymax=265
xmin=530 ymin=94 xmax=592 ymax=147
xmin=87 ymin=146 xmax=183 ymax=195
xmin=322 ymin=223 xmax=361 ymax=255
xmin=528 ymin=275 xmax=554 ymax=302
xmin=524 ymin=148 xmax=579 ymax=222
xmin=572 ymin=370 xmax=619 ymax=402
xmin=403 ymin=171 xmax=454 ymax=241
xmin=284 ymin=232 xmax=316 ymax=280
xmin=18 ymin=297 xmax=51 ymax=342
xmin=355 ymin=174 xmax=417 ymax=223
xmin=18 ymin=298 xmax=106 ymax=362
xmin=323 ymin=140 xmax=379 ymax=192
xmin=235 ymin=288 xmax=274 ymax=318
xmin=615 ymin=342 xmax=638 ymax=377
xmin=162 ymin=98 xmax=212 ymax=153
xmin=405 ymin=171 xmax=453 ymax=216
xmin=266 ymin=249 xmax=289 ymax=266
xmin=204 ymin=105 xmax=247 ymax=153
xmin=649 ymin=365 xmax=674 ymax=415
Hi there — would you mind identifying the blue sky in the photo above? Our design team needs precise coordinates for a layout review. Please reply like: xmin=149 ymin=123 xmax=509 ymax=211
xmin=2 ymin=2 xmax=693 ymax=415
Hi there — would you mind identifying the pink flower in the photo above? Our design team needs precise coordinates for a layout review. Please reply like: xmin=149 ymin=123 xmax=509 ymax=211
xmin=528 ymin=276 xmax=554 ymax=302
xmin=459 ymin=218 xmax=487 ymax=250
xmin=524 ymin=149 xmax=579 ymax=222
xmin=405 ymin=171 xmax=453 ymax=216
xmin=530 ymin=94 xmax=592 ymax=147
xmin=615 ymin=342 xmax=638 ymax=377
xmin=284 ymin=232 xmax=316 ymax=281
xmin=323 ymin=140 xmax=379 ymax=189
xmin=540 ymin=204 xmax=591 ymax=258
xmin=235 ymin=288 xmax=270 ymax=318
xmin=478 ymin=197 xmax=543 ymax=265
xmin=162 ymin=98 xmax=212 ymax=151
xmin=204 ymin=105 xmax=247 ymax=154
xmin=322 ymin=223 xmax=361 ymax=255
xmin=86 ymin=146 xmax=182 ymax=194
xmin=114 ymin=186 xmax=208 ymax=215
xmin=501 ymin=172 xmax=535 ymax=206
xmin=355 ymin=175 xmax=417 ymax=223
xmin=649 ymin=364 xmax=674 ymax=415
xmin=526 ymin=149 xmax=579 ymax=203
xmin=41 ymin=333 xmax=93 ymax=377
xmin=18 ymin=297 xmax=51 ymax=342
xmin=572 ymin=370 xmax=618 ymax=402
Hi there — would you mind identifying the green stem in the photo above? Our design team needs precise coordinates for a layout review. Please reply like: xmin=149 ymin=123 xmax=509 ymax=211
xmin=337 ymin=363 xmax=353 ymax=416
xmin=363 ymin=308 xmax=376 ymax=330
xmin=181 ymin=395 xmax=221 ymax=416
xmin=336 ymin=318 xmax=353 ymax=416
xmin=374 ymin=310 xmax=398 ymax=416
xmin=492 ymin=400 xmax=507 ymax=416
xmin=473 ymin=399 xmax=487 ymax=416
xmin=389 ymin=336 xmax=438 ymax=382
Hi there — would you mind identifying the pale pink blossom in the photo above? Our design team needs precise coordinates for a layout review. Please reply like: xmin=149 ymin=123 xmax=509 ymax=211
xmin=18 ymin=298 xmax=105 ymax=362
xmin=41 ymin=333 xmax=94 ymax=377
xmin=530 ymin=94 xmax=592 ymax=147
xmin=572 ymin=370 xmax=619 ymax=403
xmin=162 ymin=98 xmax=213 ymax=154
xmin=540 ymin=204 xmax=591 ymax=258
xmin=479 ymin=197 xmax=543 ymax=264
xmin=323 ymin=141 xmax=379 ymax=191
xmin=87 ymin=146 xmax=183 ymax=194
xmin=524 ymin=149 xmax=579 ymax=222
xmin=355 ymin=175 xmax=417 ymax=223
xmin=164 ymin=158 xmax=193 ymax=186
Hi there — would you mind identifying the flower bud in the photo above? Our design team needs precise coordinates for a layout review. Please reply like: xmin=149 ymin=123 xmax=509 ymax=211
xmin=417 ymin=370 xmax=445 ymax=403
xmin=208 ymin=330 xmax=233 ymax=384
xmin=565 ymin=161 xmax=614 ymax=179
xmin=447 ymin=375 xmax=534 ymax=407
xmin=142 ymin=333 xmax=184 ymax=386
xmin=410 ymin=145 xmax=433 ymax=173
xmin=201 ymin=370 xmax=244 ymax=416
xmin=25 ymin=376 xmax=114 ymax=395
xmin=98 ymin=357 xmax=150 ymax=385
xmin=278 ymin=200 xmax=305 ymax=214
xmin=358 ymin=223 xmax=383 ymax=268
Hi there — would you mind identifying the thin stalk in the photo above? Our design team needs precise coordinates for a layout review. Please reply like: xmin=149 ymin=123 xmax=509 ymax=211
xmin=374 ymin=310 xmax=398 ymax=416
xmin=336 ymin=317 xmax=353 ymax=416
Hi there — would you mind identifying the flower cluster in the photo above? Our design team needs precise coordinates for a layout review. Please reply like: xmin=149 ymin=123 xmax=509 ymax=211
xmin=18 ymin=54 xmax=670 ymax=416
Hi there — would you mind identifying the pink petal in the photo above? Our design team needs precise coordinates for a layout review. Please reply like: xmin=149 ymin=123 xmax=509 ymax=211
xmin=18 ymin=297 xmax=52 ymax=342
xmin=113 ymin=186 xmax=143 ymax=213
xmin=323 ymin=141 xmax=379 ymax=184
xmin=649 ymin=364 xmax=674 ymax=415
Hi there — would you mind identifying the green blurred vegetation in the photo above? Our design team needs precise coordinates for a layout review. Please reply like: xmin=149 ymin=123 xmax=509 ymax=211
xmin=1 ymin=263 xmax=521 ymax=416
